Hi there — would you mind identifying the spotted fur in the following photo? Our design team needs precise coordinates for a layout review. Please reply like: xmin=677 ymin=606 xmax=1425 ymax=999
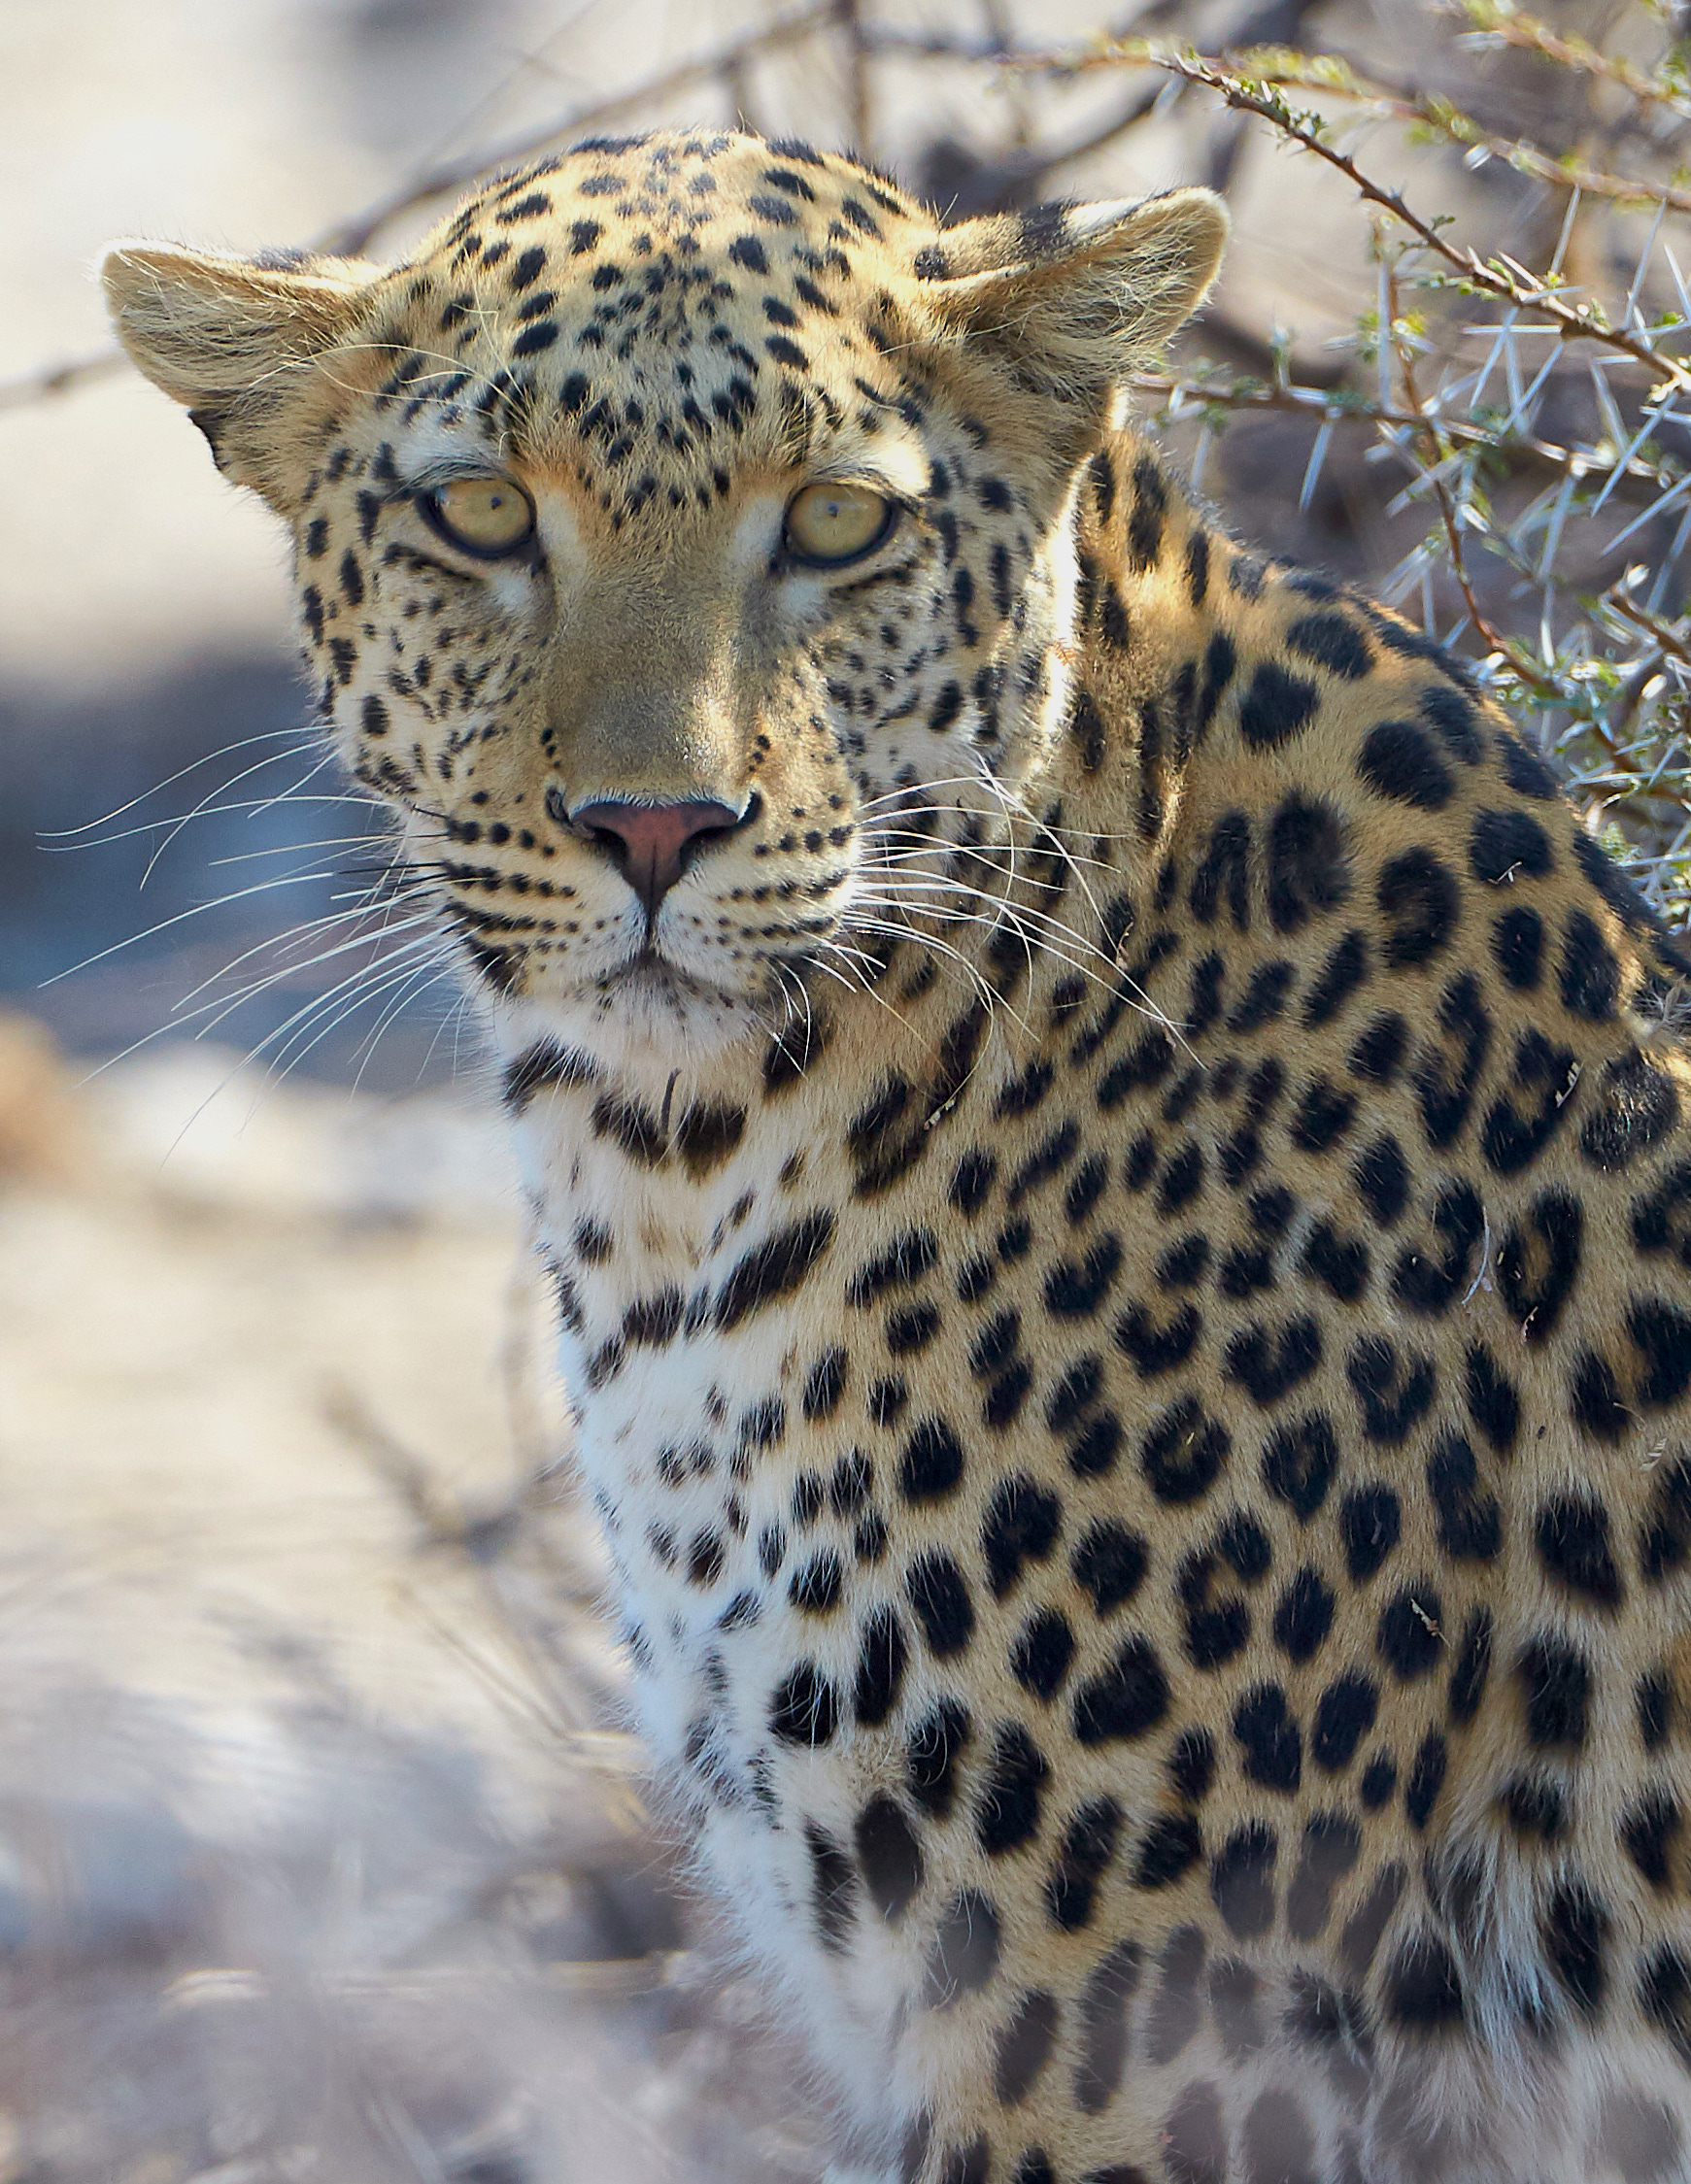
xmin=106 ymin=129 xmax=1691 ymax=2183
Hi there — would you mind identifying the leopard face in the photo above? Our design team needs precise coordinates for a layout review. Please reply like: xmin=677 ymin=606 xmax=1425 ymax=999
xmin=104 ymin=133 xmax=1222 ymax=1060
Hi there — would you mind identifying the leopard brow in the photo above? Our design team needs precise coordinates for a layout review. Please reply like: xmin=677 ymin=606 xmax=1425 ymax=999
xmin=396 ymin=455 xmax=522 ymax=495
xmin=807 ymin=465 xmax=927 ymax=514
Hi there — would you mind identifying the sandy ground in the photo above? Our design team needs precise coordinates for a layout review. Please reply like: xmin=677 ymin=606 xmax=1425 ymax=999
xmin=0 ymin=1024 xmax=829 ymax=2182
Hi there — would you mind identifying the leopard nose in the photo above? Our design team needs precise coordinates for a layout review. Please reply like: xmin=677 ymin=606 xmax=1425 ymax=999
xmin=571 ymin=797 xmax=749 ymax=913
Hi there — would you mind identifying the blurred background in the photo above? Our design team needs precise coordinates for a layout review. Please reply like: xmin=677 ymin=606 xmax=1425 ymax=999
xmin=4 ymin=0 xmax=1691 ymax=2174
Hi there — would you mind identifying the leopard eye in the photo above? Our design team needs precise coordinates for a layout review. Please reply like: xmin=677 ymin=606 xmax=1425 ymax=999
xmin=420 ymin=476 xmax=536 ymax=557
xmin=783 ymin=482 xmax=895 ymax=566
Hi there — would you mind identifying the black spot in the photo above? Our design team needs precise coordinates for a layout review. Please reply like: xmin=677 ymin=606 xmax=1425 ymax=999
xmin=1376 ymin=1585 xmax=1443 ymax=1681
xmin=924 ymin=1888 xmax=1001 ymax=2007
xmin=855 ymin=1795 xmax=924 ymax=1922
xmin=1639 ymin=1668 xmax=1674 ymax=1752
xmin=714 ymin=1212 xmax=835 ymax=1330
xmin=1536 ymin=1495 xmax=1622 ymax=1608
xmin=1140 ymin=1394 xmax=1231 ymax=1504
xmin=1211 ymin=1822 xmax=1276 ymax=1939
xmin=1272 ymin=1568 xmax=1335 ymax=1663
xmin=1261 ymin=1412 xmax=1337 ymax=1521
xmin=1542 ymin=1879 xmax=1607 ymax=2017
xmin=1302 ymin=1219 xmax=1370 ymax=1303
xmin=1302 ymin=929 xmax=1370 ymax=1027
xmin=1384 ymin=1933 xmax=1465 ymax=2030
xmin=1191 ymin=810 xmax=1252 ymax=929
xmin=1070 ymin=1520 xmax=1148 ymax=1616
xmin=1347 ymin=1334 xmax=1435 ymax=1444
xmin=1073 ymin=1938 xmax=1142 ymax=2113
xmin=789 ymin=1550 xmax=843 ymax=1614
xmin=1348 ymin=1013 xmax=1408 ymax=1083
xmin=1010 ymin=1609 xmax=1075 ymax=1701
xmin=907 ymin=1699 xmax=970 ymax=1817
xmin=1519 ymin=1633 xmax=1591 ymax=1750
xmin=975 ymin=1723 xmax=1049 ymax=1853
xmin=852 ymin=1605 xmax=907 ymax=1727
xmin=1424 ymin=1430 xmax=1501 ymax=1563
xmin=1457 ymin=1349 xmax=1516 ymax=1462
xmin=1046 ymin=1798 xmax=1121 ymax=1930
xmin=1597 ymin=2092 xmax=1682 ymax=2184
xmin=1145 ymin=1924 xmax=1207 ymax=2066
xmin=1571 ymin=1348 xmax=1630 ymax=1441
xmin=1291 ymin=1075 xmax=1356 ymax=1154
xmin=994 ymin=1990 xmax=1059 ymax=2108
xmin=1167 ymin=1728 xmax=1215 ymax=1803
xmin=1630 ymin=1295 xmax=1691 ymax=1408
xmin=1493 ymin=904 xmax=1544 ymax=990
xmin=1414 ymin=963 xmax=1488 ymax=1146
xmin=1353 ymin=1134 xmax=1410 ymax=1227
xmin=1581 ymin=1049 xmax=1680 ymax=1173
xmin=1127 ymin=452 xmax=1167 ymax=568
xmin=1116 ymin=1298 xmax=1201 ymax=1379
xmin=1287 ymin=611 xmax=1371 ymax=679
xmin=1501 ymin=1773 xmax=1565 ymax=1841
xmin=803 ymin=1348 xmax=847 ymax=1422
xmin=1447 ymin=1607 xmax=1494 ymax=1727
xmin=1265 ymin=790 xmax=1354 ymax=939
xmin=1338 ymin=1484 xmax=1401 ymax=1584
xmin=807 ymin=1823 xmax=857 ymax=1951
xmin=1560 ymin=909 xmax=1621 ymax=1020
xmin=1404 ymin=1731 xmax=1447 ymax=1830
xmin=1621 ymin=1788 xmax=1681 ymax=1893
xmin=848 ymin=1226 xmax=938 ymax=1305
xmin=1285 ymin=1813 xmax=1361 ymax=1941
xmin=1377 ymin=848 xmax=1459 ymax=969
xmin=1471 ymin=808 xmax=1553 ymax=886
xmin=675 ymin=1097 xmax=746 ymax=1178
xmin=1239 ymin=661 xmax=1320 ymax=750
xmin=1163 ymin=2080 xmax=1228 ymax=2184
xmin=502 ymin=1039 xmax=599 ymax=1114
xmin=1496 ymin=728 xmax=1561 ymax=798
xmin=1311 ymin=1674 xmax=1378 ymax=1777
xmin=769 ymin=1663 xmax=839 ymax=1745
xmin=1226 ymin=1316 xmax=1321 ymax=1406
xmin=1644 ymin=1944 xmax=1691 ymax=2064
xmin=906 ymin=1551 xmax=974 ymax=1657
xmin=1072 ymin=1636 xmax=1170 ymax=1745
xmin=1136 ymin=1812 xmax=1202 ymax=1890
xmin=1233 ymin=1684 xmax=1302 ymax=1792
xmin=1045 ymin=1235 xmax=1123 ymax=1318
xmin=980 ymin=1475 xmax=1061 ymax=1597
xmin=1357 ymin=721 xmax=1452 ymax=810
xmin=897 ymin=1417 xmax=965 ymax=1504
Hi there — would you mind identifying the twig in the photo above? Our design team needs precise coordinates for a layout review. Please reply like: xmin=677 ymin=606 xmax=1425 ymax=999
xmin=1445 ymin=0 xmax=1691 ymax=126
xmin=1132 ymin=361 xmax=1689 ymax=499
xmin=0 ymin=348 xmax=126 ymax=414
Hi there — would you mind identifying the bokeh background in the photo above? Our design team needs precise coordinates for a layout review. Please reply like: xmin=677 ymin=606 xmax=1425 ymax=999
xmin=2 ymin=0 xmax=1688 ymax=2175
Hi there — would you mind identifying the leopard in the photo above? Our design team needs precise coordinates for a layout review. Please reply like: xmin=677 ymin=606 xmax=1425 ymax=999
xmin=101 ymin=126 xmax=1691 ymax=2183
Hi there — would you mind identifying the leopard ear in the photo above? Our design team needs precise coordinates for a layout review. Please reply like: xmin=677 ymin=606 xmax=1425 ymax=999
xmin=101 ymin=240 xmax=385 ymax=511
xmin=911 ymin=187 xmax=1227 ymax=416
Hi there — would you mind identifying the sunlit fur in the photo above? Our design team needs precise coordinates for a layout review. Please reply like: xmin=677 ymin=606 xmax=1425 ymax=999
xmin=105 ymin=130 xmax=1691 ymax=2184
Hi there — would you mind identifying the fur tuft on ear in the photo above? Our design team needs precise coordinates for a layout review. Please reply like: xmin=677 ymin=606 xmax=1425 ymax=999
xmin=910 ymin=186 xmax=1228 ymax=414
xmin=101 ymin=241 xmax=386 ymax=509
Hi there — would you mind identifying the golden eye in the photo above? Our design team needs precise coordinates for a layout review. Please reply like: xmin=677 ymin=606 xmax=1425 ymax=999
xmin=421 ymin=476 xmax=536 ymax=556
xmin=783 ymin=482 xmax=894 ymax=566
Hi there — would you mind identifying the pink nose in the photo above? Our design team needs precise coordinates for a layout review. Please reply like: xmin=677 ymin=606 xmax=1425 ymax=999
xmin=572 ymin=798 xmax=745 ymax=912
